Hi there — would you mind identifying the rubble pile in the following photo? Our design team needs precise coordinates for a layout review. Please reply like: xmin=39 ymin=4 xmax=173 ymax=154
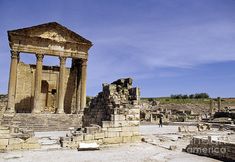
xmin=0 ymin=124 xmax=40 ymax=152
xmin=60 ymin=78 xmax=141 ymax=148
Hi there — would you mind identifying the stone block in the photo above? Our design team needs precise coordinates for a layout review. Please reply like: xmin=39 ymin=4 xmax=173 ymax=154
xmin=0 ymin=139 xmax=9 ymax=146
xmin=101 ymin=127 xmax=108 ymax=132
xmin=0 ymin=144 xmax=7 ymax=151
xmin=84 ymin=134 xmax=94 ymax=141
xmin=128 ymin=109 xmax=140 ymax=115
xmin=132 ymin=132 xmax=139 ymax=136
xmin=0 ymin=126 xmax=9 ymax=130
xmin=25 ymin=137 xmax=38 ymax=144
xmin=107 ymin=127 xmax=122 ymax=132
xmin=84 ymin=126 xmax=100 ymax=134
xmin=68 ymin=141 xmax=79 ymax=148
xmin=120 ymin=131 xmax=133 ymax=137
xmin=73 ymin=134 xmax=83 ymax=142
xmin=103 ymin=137 xmax=122 ymax=144
xmin=0 ymin=134 xmax=11 ymax=139
xmin=9 ymin=138 xmax=24 ymax=145
xmin=94 ymin=132 xmax=105 ymax=139
xmin=111 ymin=115 xmax=126 ymax=121
xmin=122 ymin=136 xmax=132 ymax=143
xmin=22 ymin=143 xmax=40 ymax=149
xmin=102 ymin=121 xmax=113 ymax=128
xmin=7 ymin=143 xmax=23 ymax=150
xmin=61 ymin=141 xmax=70 ymax=147
xmin=105 ymin=131 xmax=119 ymax=138
xmin=131 ymin=136 xmax=141 ymax=142
xmin=0 ymin=129 xmax=10 ymax=134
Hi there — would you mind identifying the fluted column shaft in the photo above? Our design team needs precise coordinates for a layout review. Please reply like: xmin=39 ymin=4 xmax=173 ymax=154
xmin=80 ymin=59 xmax=87 ymax=110
xmin=6 ymin=50 xmax=19 ymax=113
xmin=57 ymin=56 xmax=66 ymax=114
xmin=32 ymin=54 xmax=44 ymax=113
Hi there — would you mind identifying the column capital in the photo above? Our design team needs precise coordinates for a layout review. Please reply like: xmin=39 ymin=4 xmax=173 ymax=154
xmin=81 ymin=59 xmax=88 ymax=66
xmin=10 ymin=50 xmax=19 ymax=59
xmin=36 ymin=54 xmax=44 ymax=62
xmin=59 ymin=56 xmax=67 ymax=65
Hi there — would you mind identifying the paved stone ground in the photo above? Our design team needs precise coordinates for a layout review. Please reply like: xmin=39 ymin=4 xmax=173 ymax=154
xmin=0 ymin=125 xmax=223 ymax=162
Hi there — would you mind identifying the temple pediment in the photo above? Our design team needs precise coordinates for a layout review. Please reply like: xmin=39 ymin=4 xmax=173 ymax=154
xmin=8 ymin=22 xmax=92 ymax=44
xmin=7 ymin=22 xmax=92 ymax=58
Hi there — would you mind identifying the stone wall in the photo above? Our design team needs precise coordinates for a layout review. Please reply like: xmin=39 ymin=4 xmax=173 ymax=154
xmin=60 ymin=78 xmax=141 ymax=147
xmin=15 ymin=62 xmax=78 ymax=113
xmin=83 ymin=78 xmax=140 ymax=127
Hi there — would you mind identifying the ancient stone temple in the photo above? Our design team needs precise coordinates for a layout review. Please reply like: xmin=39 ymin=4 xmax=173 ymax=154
xmin=6 ymin=22 xmax=92 ymax=114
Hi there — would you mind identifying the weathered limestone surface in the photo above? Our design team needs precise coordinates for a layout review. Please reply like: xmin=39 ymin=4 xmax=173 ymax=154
xmin=83 ymin=78 xmax=140 ymax=127
xmin=60 ymin=78 xmax=141 ymax=148
xmin=6 ymin=22 xmax=92 ymax=115
xmin=0 ymin=125 xmax=40 ymax=152
xmin=14 ymin=62 xmax=79 ymax=114
xmin=1 ymin=114 xmax=82 ymax=131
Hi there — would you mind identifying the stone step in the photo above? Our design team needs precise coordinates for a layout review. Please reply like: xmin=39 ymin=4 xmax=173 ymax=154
xmin=1 ymin=113 xmax=83 ymax=131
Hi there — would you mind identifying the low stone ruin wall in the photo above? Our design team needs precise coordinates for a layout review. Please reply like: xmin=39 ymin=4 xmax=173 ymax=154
xmin=60 ymin=78 xmax=141 ymax=147
xmin=0 ymin=125 xmax=40 ymax=152
xmin=60 ymin=120 xmax=141 ymax=148
xmin=185 ymin=136 xmax=235 ymax=161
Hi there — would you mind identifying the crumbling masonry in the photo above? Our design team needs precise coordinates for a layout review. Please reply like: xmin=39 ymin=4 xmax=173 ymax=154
xmin=60 ymin=78 xmax=141 ymax=146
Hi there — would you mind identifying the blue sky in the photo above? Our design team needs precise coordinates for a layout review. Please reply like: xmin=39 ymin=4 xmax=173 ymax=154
xmin=0 ymin=0 xmax=235 ymax=97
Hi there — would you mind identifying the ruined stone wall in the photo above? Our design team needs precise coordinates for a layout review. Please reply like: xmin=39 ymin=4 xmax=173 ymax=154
xmin=83 ymin=78 xmax=140 ymax=127
xmin=15 ymin=62 xmax=77 ymax=113
xmin=15 ymin=62 xmax=34 ymax=112
xmin=60 ymin=78 xmax=141 ymax=147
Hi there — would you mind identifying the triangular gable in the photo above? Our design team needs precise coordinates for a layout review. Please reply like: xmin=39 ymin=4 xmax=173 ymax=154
xmin=8 ymin=22 xmax=92 ymax=45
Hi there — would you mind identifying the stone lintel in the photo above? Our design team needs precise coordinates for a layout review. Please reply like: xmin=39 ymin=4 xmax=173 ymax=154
xmin=10 ymin=44 xmax=88 ymax=59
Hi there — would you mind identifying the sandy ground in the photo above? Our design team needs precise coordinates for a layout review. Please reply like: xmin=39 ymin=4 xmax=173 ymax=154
xmin=0 ymin=125 xmax=224 ymax=162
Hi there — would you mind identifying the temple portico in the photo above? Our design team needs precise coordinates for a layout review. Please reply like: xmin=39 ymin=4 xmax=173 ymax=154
xmin=6 ymin=22 xmax=92 ymax=114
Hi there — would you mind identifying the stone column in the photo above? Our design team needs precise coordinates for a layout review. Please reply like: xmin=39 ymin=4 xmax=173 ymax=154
xmin=217 ymin=97 xmax=221 ymax=112
xmin=209 ymin=99 xmax=214 ymax=115
xmin=80 ymin=59 xmax=87 ymax=110
xmin=73 ymin=59 xmax=81 ymax=114
xmin=32 ymin=54 xmax=44 ymax=113
xmin=6 ymin=50 xmax=19 ymax=113
xmin=57 ymin=56 xmax=67 ymax=114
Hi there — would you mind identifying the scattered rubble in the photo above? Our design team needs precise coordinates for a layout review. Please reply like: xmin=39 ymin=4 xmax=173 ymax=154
xmin=0 ymin=125 xmax=40 ymax=152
